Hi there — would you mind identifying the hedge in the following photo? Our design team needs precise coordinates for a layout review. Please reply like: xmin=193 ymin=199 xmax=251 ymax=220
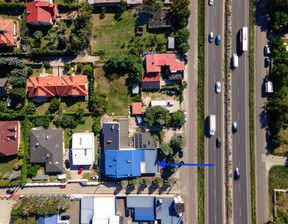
xmin=26 ymin=114 xmax=55 ymax=119
xmin=0 ymin=112 xmax=23 ymax=121
xmin=57 ymin=3 xmax=78 ymax=10
xmin=63 ymin=112 xmax=93 ymax=116
xmin=21 ymin=118 xmax=29 ymax=187
xmin=0 ymin=3 xmax=25 ymax=11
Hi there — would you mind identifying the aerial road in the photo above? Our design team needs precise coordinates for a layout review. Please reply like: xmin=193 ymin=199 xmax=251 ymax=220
xmin=231 ymin=0 xmax=252 ymax=223
xmin=205 ymin=0 xmax=225 ymax=223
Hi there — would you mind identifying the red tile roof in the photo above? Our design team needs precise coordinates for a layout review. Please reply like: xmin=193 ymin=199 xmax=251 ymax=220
xmin=0 ymin=18 xmax=14 ymax=47
xmin=0 ymin=121 xmax=19 ymax=157
xmin=142 ymin=72 xmax=160 ymax=82
xmin=26 ymin=1 xmax=58 ymax=24
xmin=27 ymin=75 xmax=88 ymax=98
xmin=146 ymin=53 xmax=185 ymax=73
xmin=132 ymin=102 xmax=142 ymax=115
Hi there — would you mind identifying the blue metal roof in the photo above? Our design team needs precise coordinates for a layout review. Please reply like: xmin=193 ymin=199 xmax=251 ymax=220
xmin=37 ymin=214 xmax=58 ymax=224
xmin=156 ymin=197 xmax=182 ymax=224
xmin=105 ymin=150 xmax=141 ymax=178
xmin=134 ymin=207 xmax=155 ymax=221
xmin=127 ymin=196 xmax=154 ymax=208
xmin=143 ymin=149 xmax=158 ymax=174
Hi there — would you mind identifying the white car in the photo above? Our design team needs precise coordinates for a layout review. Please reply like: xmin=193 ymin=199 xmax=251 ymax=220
xmin=209 ymin=32 xmax=214 ymax=43
xmin=184 ymin=112 xmax=187 ymax=122
xmin=215 ymin=82 xmax=221 ymax=93
xmin=264 ymin=45 xmax=271 ymax=55
xmin=209 ymin=0 xmax=214 ymax=6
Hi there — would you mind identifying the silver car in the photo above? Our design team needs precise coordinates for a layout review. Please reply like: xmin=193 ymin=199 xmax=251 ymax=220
xmin=209 ymin=0 xmax=214 ymax=5
xmin=215 ymin=81 xmax=221 ymax=93
xmin=235 ymin=167 xmax=240 ymax=180
xmin=209 ymin=32 xmax=214 ymax=43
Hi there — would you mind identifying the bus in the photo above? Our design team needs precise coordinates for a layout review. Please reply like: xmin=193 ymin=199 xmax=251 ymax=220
xmin=240 ymin=27 xmax=248 ymax=52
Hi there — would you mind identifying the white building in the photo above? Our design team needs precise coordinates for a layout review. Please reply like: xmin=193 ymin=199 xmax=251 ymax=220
xmin=72 ymin=132 xmax=95 ymax=165
xmin=150 ymin=100 xmax=167 ymax=109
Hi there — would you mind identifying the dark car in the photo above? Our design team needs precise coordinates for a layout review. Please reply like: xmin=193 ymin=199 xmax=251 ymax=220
xmin=61 ymin=215 xmax=70 ymax=220
xmin=179 ymin=149 xmax=183 ymax=158
xmin=265 ymin=56 xmax=271 ymax=67
xmin=183 ymin=54 xmax=188 ymax=64
xmin=65 ymin=159 xmax=70 ymax=169
xmin=6 ymin=189 xmax=14 ymax=194
xmin=125 ymin=207 xmax=130 ymax=217
xmin=235 ymin=167 xmax=240 ymax=180
xmin=179 ymin=161 xmax=185 ymax=167
xmin=93 ymin=161 xmax=98 ymax=170
xmin=216 ymin=35 xmax=221 ymax=45
xmin=216 ymin=138 xmax=221 ymax=148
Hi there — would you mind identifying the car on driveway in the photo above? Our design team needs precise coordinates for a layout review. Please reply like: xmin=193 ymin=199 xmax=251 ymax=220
xmin=179 ymin=149 xmax=183 ymax=158
xmin=209 ymin=32 xmax=214 ymax=43
xmin=215 ymin=81 xmax=221 ymax=93
xmin=216 ymin=35 xmax=221 ymax=45
xmin=78 ymin=168 xmax=83 ymax=174
xmin=65 ymin=159 xmax=70 ymax=169
xmin=235 ymin=168 xmax=240 ymax=180
xmin=125 ymin=207 xmax=130 ymax=217
xmin=233 ymin=122 xmax=238 ymax=132
xmin=59 ymin=185 xmax=66 ymax=189
xmin=216 ymin=138 xmax=221 ymax=148
xmin=90 ymin=175 xmax=98 ymax=180
xmin=183 ymin=54 xmax=188 ymax=64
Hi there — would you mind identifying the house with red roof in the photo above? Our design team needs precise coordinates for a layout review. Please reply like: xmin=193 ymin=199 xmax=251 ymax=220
xmin=27 ymin=75 xmax=88 ymax=100
xmin=0 ymin=17 xmax=15 ymax=47
xmin=26 ymin=1 xmax=58 ymax=26
xmin=142 ymin=53 xmax=185 ymax=90
xmin=0 ymin=121 xmax=20 ymax=157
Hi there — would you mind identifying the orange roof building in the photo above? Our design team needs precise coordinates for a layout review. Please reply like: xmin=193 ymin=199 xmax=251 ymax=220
xmin=0 ymin=121 xmax=20 ymax=157
xmin=0 ymin=18 xmax=15 ymax=47
xmin=27 ymin=75 xmax=88 ymax=98
xmin=132 ymin=102 xmax=142 ymax=115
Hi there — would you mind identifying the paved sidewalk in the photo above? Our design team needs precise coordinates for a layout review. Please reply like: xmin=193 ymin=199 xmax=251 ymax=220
xmin=265 ymin=153 xmax=288 ymax=171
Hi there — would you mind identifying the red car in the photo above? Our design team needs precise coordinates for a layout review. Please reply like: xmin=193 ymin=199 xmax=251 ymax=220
xmin=59 ymin=185 xmax=66 ymax=188
xmin=78 ymin=168 xmax=83 ymax=174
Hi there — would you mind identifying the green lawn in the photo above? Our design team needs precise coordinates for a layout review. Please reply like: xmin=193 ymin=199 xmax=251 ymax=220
xmin=92 ymin=9 xmax=170 ymax=56
xmin=0 ymin=155 xmax=18 ymax=178
xmin=269 ymin=166 xmax=288 ymax=221
xmin=95 ymin=68 xmax=130 ymax=116
xmin=31 ymin=67 xmax=43 ymax=76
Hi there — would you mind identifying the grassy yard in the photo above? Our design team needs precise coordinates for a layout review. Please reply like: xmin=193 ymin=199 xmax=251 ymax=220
xmin=269 ymin=166 xmax=288 ymax=221
xmin=91 ymin=9 xmax=170 ymax=56
xmin=95 ymin=67 xmax=130 ymax=116
xmin=0 ymin=155 xmax=18 ymax=178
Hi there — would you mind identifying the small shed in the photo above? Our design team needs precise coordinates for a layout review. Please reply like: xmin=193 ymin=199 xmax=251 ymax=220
xmin=132 ymin=102 xmax=142 ymax=115
xmin=168 ymin=37 xmax=175 ymax=50
xmin=132 ymin=84 xmax=139 ymax=94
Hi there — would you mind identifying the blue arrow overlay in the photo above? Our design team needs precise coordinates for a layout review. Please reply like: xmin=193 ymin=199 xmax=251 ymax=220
xmin=158 ymin=161 xmax=214 ymax=168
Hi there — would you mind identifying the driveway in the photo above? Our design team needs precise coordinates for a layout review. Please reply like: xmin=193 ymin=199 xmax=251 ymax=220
xmin=0 ymin=199 xmax=16 ymax=224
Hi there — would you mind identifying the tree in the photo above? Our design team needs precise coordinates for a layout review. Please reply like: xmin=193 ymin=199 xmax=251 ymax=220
xmin=171 ymin=0 xmax=190 ymax=28
xmin=33 ymin=31 xmax=43 ymax=41
xmin=175 ymin=28 xmax=190 ymax=52
xmin=120 ymin=180 xmax=128 ymax=188
xmin=9 ymin=69 xmax=26 ymax=78
xmin=43 ymin=61 xmax=50 ymax=69
xmin=9 ymin=76 xmax=26 ymax=88
xmin=61 ymin=115 xmax=78 ymax=128
xmin=92 ymin=117 xmax=101 ymax=135
xmin=89 ymin=92 xmax=108 ymax=116
xmin=165 ymin=154 xmax=179 ymax=173
xmin=49 ymin=98 xmax=60 ymax=112
xmin=35 ymin=117 xmax=51 ymax=129
xmin=131 ymin=178 xmax=140 ymax=188
xmin=82 ymin=64 xmax=93 ymax=77
xmin=144 ymin=106 xmax=170 ymax=126
xmin=169 ymin=110 xmax=185 ymax=127
xmin=25 ymin=102 xmax=36 ymax=115
xmin=159 ymin=144 xmax=173 ymax=157
xmin=75 ymin=107 xmax=84 ymax=120
xmin=26 ymin=67 xmax=33 ymax=77
xmin=165 ymin=177 xmax=175 ymax=187
xmin=77 ymin=64 xmax=84 ymax=73
xmin=100 ymin=6 xmax=106 ymax=19
xmin=27 ymin=164 xmax=40 ymax=176
xmin=153 ymin=177 xmax=163 ymax=188
xmin=9 ymin=88 xmax=25 ymax=102
xmin=142 ymin=178 xmax=152 ymax=188
xmin=171 ymin=136 xmax=183 ymax=153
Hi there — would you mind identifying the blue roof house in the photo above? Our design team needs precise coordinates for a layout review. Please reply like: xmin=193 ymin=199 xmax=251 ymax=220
xmin=127 ymin=196 xmax=155 ymax=221
xmin=37 ymin=214 xmax=68 ymax=224
xmin=105 ymin=150 xmax=141 ymax=178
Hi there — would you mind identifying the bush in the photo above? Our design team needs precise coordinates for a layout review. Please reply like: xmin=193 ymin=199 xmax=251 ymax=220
xmin=35 ymin=117 xmax=51 ymax=129
xmin=120 ymin=180 xmax=128 ymax=188
xmin=27 ymin=164 xmax=40 ymax=176
xmin=53 ymin=117 xmax=61 ymax=128
xmin=61 ymin=115 xmax=78 ymax=128
xmin=25 ymin=102 xmax=36 ymax=115
xmin=77 ymin=63 xmax=83 ymax=73
xmin=49 ymin=98 xmax=60 ymax=113
xmin=26 ymin=67 xmax=33 ymax=77
xmin=92 ymin=117 xmax=101 ymax=135
xmin=10 ymin=171 xmax=21 ymax=181
xmin=18 ymin=142 xmax=24 ymax=158
xmin=153 ymin=177 xmax=163 ymax=188
xmin=43 ymin=61 xmax=50 ymax=69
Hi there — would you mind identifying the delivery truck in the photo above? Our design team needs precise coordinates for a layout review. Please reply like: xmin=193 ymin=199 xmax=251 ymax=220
xmin=209 ymin=115 xmax=216 ymax=136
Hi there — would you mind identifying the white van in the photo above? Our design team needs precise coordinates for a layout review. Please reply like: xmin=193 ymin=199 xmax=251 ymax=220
xmin=233 ymin=53 xmax=238 ymax=68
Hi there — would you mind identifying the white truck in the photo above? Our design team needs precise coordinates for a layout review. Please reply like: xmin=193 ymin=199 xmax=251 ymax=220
xmin=209 ymin=115 xmax=216 ymax=136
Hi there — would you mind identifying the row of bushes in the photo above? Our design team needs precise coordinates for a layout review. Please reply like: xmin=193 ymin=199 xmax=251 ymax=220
xmin=0 ymin=3 xmax=25 ymax=11
xmin=57 ymin=3 xmax=78 ymax=10
xmin=21 ymin=118 xmax=29 ymax=187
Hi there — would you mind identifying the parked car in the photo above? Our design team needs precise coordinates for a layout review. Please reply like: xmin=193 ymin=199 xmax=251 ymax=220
xmin=6 ymin=189 xmax=14 ymax=194
xmin=209 ymin=32 xmax=214 ymax=43
xmin=167 ymin=101 xmax=174 ymax=107
xmin=235 ymin=167 xmax=240 ymax=180
xmin=179 ymin=149 xmax=183 ymax=158
xmin=184 ymin=112 xmax=188 ymax=122
xmin=93 ymin=162 xmax=98 ymax=170
xmin=183 ymin=54 xmax=188 ymax=64
xmin=125 ymin=207 xmax=130 ymax=217
xmin=61 ymin=215 xmax=70 ymax=220
xmin=265 ymin=56 xmax=271 ymax=67
xmin=179 ymin=161 xmax=185 ymax=167
xmin=264 ymin=45 xmax=271 ymax=55
xmin=78 ymin=168 xmax=83 ymax=174
xmin=216 ymin=35 xmax=221 ymax=45
xmin=59 ymin=185 xmax=66 ymax=189
xmin=65 ymin=159 xmax=70 ymax=169
xmin=90 ymin=175 xmax=98 ymax=180
xmin=216 ymin=138 xmax=221 ymax=148
xmin=215 ymin=81 xmax=221 ymax=93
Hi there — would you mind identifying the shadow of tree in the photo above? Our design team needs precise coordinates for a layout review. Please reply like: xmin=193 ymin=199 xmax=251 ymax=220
xmin=136 ymin=185 xmax=146 ymax=194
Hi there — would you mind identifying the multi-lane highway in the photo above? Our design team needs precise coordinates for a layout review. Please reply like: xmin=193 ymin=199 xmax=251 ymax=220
xmin=231 ymin=0 xmax=251 ymax=223
xmin=205 ymin=0 xmax=225 ymax=223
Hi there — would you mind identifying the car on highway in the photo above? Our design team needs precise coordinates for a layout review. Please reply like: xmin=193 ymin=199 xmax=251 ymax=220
xmin=235 ymin=167 xmax=240 ymax=180
xmin=216 ymin=35 xmax=221 ymax=45
xmin=216 ymin=138 xmax=221 ymax=148
xmin=179 ymin=149 xmax=183 ymax=158
xmin=215 ymin=81 xmax=221 ymax=93
xmin=78 ymin=168 xmax=83 ymax=174
xmin=209 ymin=32 xmax=214 ymax=43
xmin=265 ymin=56 xmax=271 ymax=67
xmin=264 ymin=45 xmax=271 ymax=55
xmin=59 ymin=185 xmax=66 ymax=189
xmin=233 ymin=53 xmax=238 ymax=68
xmin=233 ymin=122 xmax=237 ymax=132
xmin=209 ymin=0 xmax=214 ymax=6
xmin=65 ymin=159 xmax=70 ymax=169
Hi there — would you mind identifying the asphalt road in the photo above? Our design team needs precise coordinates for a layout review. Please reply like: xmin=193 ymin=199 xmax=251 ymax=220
xmin=179 ymin=0 xmax=199 ymax=223
xmin=205 ymin=0 xmax=225 ymax=223
xmin=254 ymin=0 xmax=270 ymax=223
xmin=231 ymin=0 xmax=251 ymax=223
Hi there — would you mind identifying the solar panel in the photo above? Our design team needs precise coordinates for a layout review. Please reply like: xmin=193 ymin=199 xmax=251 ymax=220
xmin=143 ymin=144 xmax=146 ymax=148
xmin=139 ymin=134 xmax=142 ymax=148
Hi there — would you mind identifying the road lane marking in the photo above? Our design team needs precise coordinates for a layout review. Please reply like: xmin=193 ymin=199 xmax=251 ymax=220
xmin=238 ymin=112 xmax=240 ymax=120
xmin=214 ymin=51 xmax=216 ymax=60
xmin=238 ymin=135 xmax=240 ymax=144
xmin=214 ymin=96 xmax=216 ymax=106
xmin=240 ymin=207 xmax=242 ymax=217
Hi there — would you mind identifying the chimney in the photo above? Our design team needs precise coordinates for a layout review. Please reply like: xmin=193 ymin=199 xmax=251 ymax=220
xmin=7 ymin=138 xmax=10 ymax=141
xmin=111 ymin=125 xmax=114 ymax=130
xmin=127 ymin=160 xmax=131 ymax=163
xmin=47 ymin=82 xmax=50 ymax=85
xmin=46 ymin=136 xmax=49 ymax=140
xmin=35 ymin=3 xmax=38 ymax=7
xmin=36 ymin=143 xmax=39 ymax=147
xmin=27 ymin=11 xmax=30 ymax=15
xmin=107 ymin=140 xmax=112 ymax=143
